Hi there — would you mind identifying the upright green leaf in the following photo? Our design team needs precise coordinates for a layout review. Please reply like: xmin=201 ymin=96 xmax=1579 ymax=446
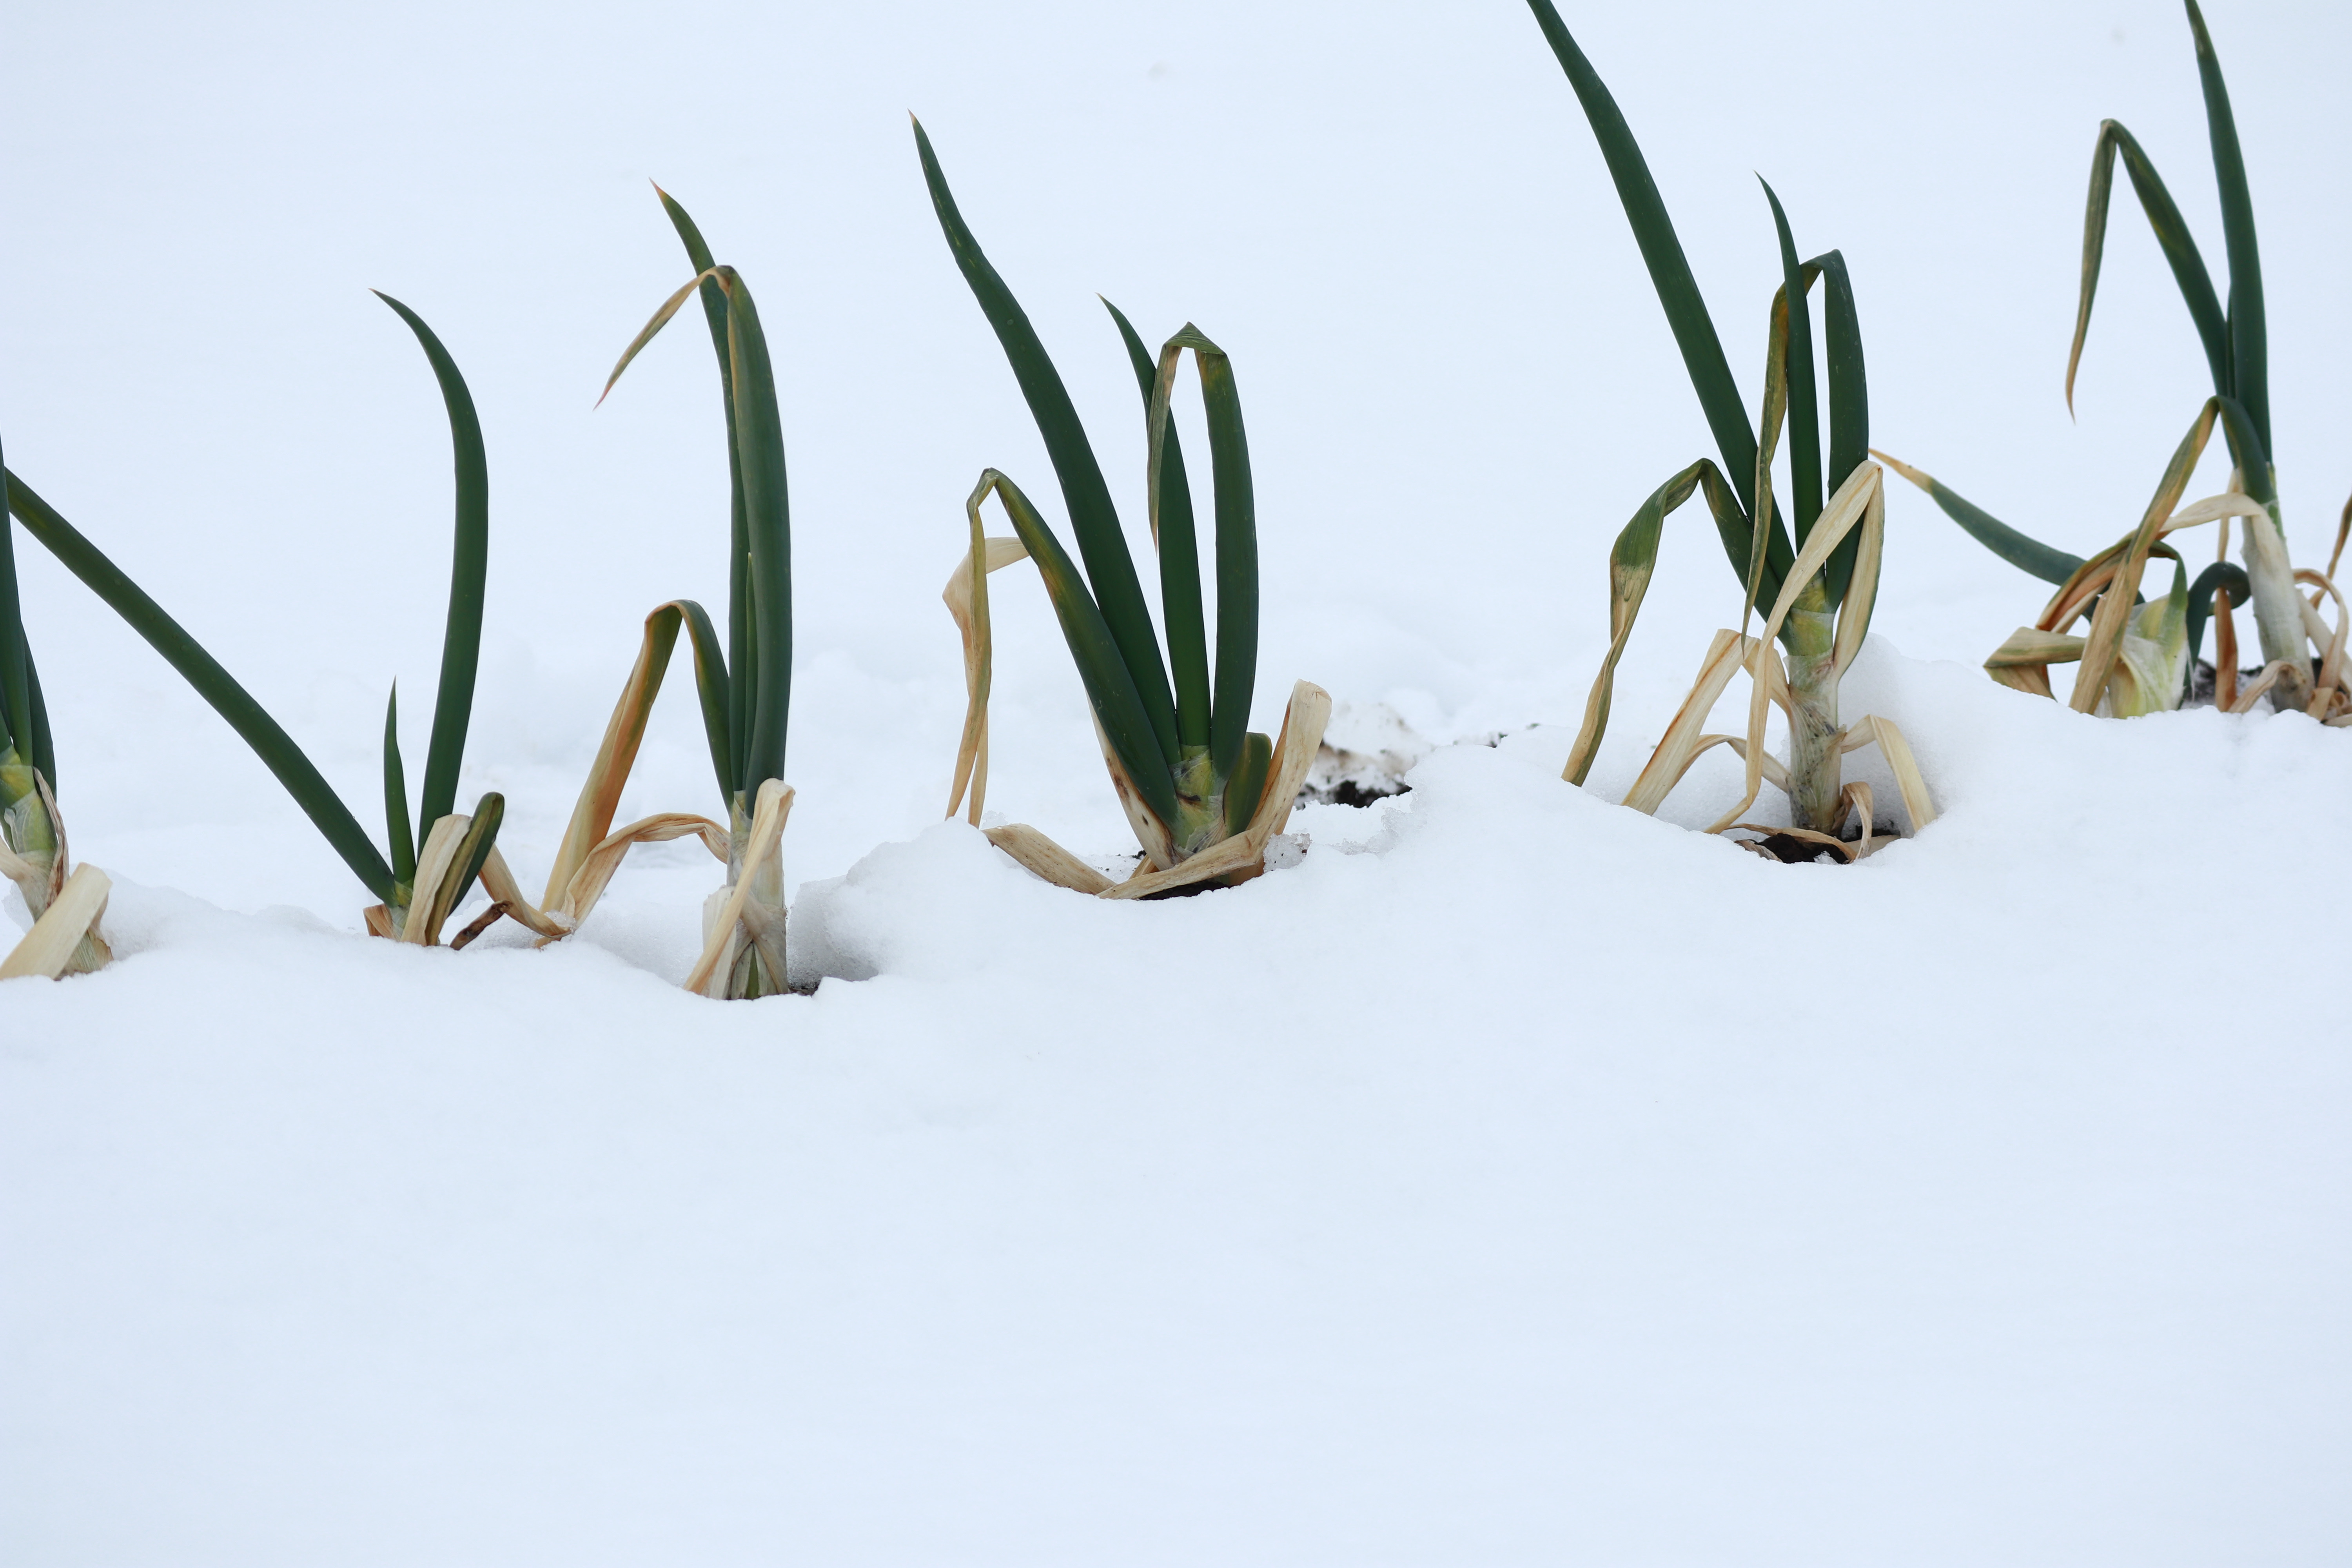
xmin=0 ymin=427 xmax=34 ymax=777
xmin=1222 ymin=730 xmax=1272 ymax=837
xmin=24 ymin=650 xmax=53 ymax=793
xmin=0 ymin=435 xmax=53 ymax=801
xmin=654 ymin=185 xmax=754 ymax=788
xmin=371 ymin=292 xmax=487 ymax=836
xmin=1104 ymin=297 xmax=1210 ymax=751
xmin=2186 ymin=0 xmax=2267 ymax=452
xmin=1810 ymin=249 xmax=1869 ymax=610
xmin=7 ymin=469 xmax=397 ymax=902
xmin=383 ymin=682 xmax=415 ymax=886
xmin=1760 ymin=181 xmax=1821 ymax=543
xmin=600 ymin=262 xmax=781 ymax=803
xmin=714 ymin=267 xmax=792 ymax=793
xmin=1150 ymin=327 xmax=1259 ymax=777
xmin=1521 ymin=0 xmax=1790 ymax=612
xmin=912 ymin=117 xmax=1179 ymax=766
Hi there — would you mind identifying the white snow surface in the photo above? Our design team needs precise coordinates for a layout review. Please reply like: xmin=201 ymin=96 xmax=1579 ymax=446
xmin=5 ymin=2 xmax=2352 ymax=1562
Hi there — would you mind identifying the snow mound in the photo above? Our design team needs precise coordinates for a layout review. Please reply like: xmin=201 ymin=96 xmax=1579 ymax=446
xmin=9 ymin=643 xmax=2347 ymax=1562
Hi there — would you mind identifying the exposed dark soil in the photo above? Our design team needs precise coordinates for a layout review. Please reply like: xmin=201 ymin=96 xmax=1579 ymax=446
xmin=1301 ymin=777 xmax=1411 ymax=809
xmin=2188 ymin=656 xmax=2327 ymax=708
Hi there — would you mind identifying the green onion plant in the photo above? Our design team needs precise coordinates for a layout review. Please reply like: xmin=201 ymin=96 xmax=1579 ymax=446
xmin=916 ymin=118 xmax=1329 ymax=898
xmin=518 ymin=187 xmax=796 ymax=999
xmin=5 ymin=292 xmax=509 ymax=945
xmin=1530 ymin=1 xmax=1935 ymax=858
xmin=1875 ymin=0 xmax=2348 ymax=724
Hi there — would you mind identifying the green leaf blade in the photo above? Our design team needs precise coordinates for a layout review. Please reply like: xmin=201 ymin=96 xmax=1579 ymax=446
xmin=1520 ymin=0 xmax=1788 ymax=602
xmin=1760 ymin=181 xmax=1822 ymax=541
xmin=2072 ymin=123 xmax=2230 ymax=413
xmin=383 ymin=682 xmax=414 ymax=887
xmin=669 ymin=597 xmax=736 ymax=805
xmin=23 ymin=649 xmax=52 ymax=795
xmin=2185 ymin=558 xmax=2251 ymax=675
xmin=982 ymin=470 xmax=1179 ymax=828
xmin=371 ymin=291 xmax=488 ymax=837
xmin=1223 ymin=730 xmax=1272 ymax=837
xmin=912 ymin=117 xmax=1179 ymax=766
xmin=654 ymin=186 xmax=754 ymax=786
xmin=7 ymin=468 xmax=396 ymax=902
xmin=1182 ymin=329 xmax=1260 ymax=778
xmin=0 ymin=428 xmax=34 ymax=771
xmin=1105 ymin=297 xmax=1210 ymax=752
xmin=2185 ymin=0 xmax=2267 ymax=453
xmin=1809 ymin=250 xmax=1870 ymax=610
xmin=714 ymin=268 xmax=793 ymax=795
xmin=1875 ymin=452 xmax=2084 ymax=587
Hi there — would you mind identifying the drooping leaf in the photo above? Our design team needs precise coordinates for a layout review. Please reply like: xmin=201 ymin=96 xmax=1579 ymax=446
xmin=1562 ymin=458 xmax=1744 ymax=786
xmin=912 ymin=118 xmax=1178 ymax=766
xmin=970 ymin=469 xmax=1178 ymax=827
xmin=670 ymin=598 xmax=735 ymax=802
xmin=448 ymin=791 xmax=504 ymax=908
xmin=2105 ymin=558 xmax=2192 ymax=717
xmin=539 ymin=599 xmax=731 ymax=913
xmin=370 ymin=292 xmax=488 ymax=838
xmin=1874 ymin=450 xmax=2086 ymax=586
xmin=601 ymin=270 xmax=717 ymax=403
xmin=2185 ymin=558 xmax=2251 ymax=675
xmin=6 ymin=468 xmax=396 ymax=902
xmin=2072 ymin=399 xmax=2224 ymax=712
xmin=2067 ymin=120 xmax=2229 ymax=414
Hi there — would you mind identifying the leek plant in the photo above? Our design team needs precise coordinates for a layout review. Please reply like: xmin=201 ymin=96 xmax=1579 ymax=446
xmin=485 ymin=188 xmax=793 ymax=999
xmin=916 ymin=119 xmax=1329 ymax=899
xmin=0 ymin=428 xmax=111 ymax=979
xmin=1877 ymin=0 xmax=2348 ymax=724
xmin=1528 ymin=2 xmax=1934 ymax=858
xmin=5 ymin=293 xmax=509 ymax=945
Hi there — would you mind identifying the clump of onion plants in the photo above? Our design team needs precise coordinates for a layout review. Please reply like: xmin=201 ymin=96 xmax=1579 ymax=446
xmin=6 ymin=293 xmax=510 ymax=946
xmin=1875 ymin=0 xmax=2347 ymax=724
xmin=479 ymin=187 xmax=795 ymax=999
xmin=1526 ymin=1 xmax=1935 ymax=860
xmin=915 ymin=119 xmax=1329 ymax=898
xmin=0 ymin=430 xmax=111 ymax=980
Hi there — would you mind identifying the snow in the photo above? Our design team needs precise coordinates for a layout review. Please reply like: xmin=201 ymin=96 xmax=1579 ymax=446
xmin=6 ymin=1 xmax=2352 ymax=1561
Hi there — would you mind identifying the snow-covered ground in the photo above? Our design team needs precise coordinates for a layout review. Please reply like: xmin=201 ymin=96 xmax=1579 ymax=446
xmin=5 ymin=2 xmax=2350 ymax=1561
